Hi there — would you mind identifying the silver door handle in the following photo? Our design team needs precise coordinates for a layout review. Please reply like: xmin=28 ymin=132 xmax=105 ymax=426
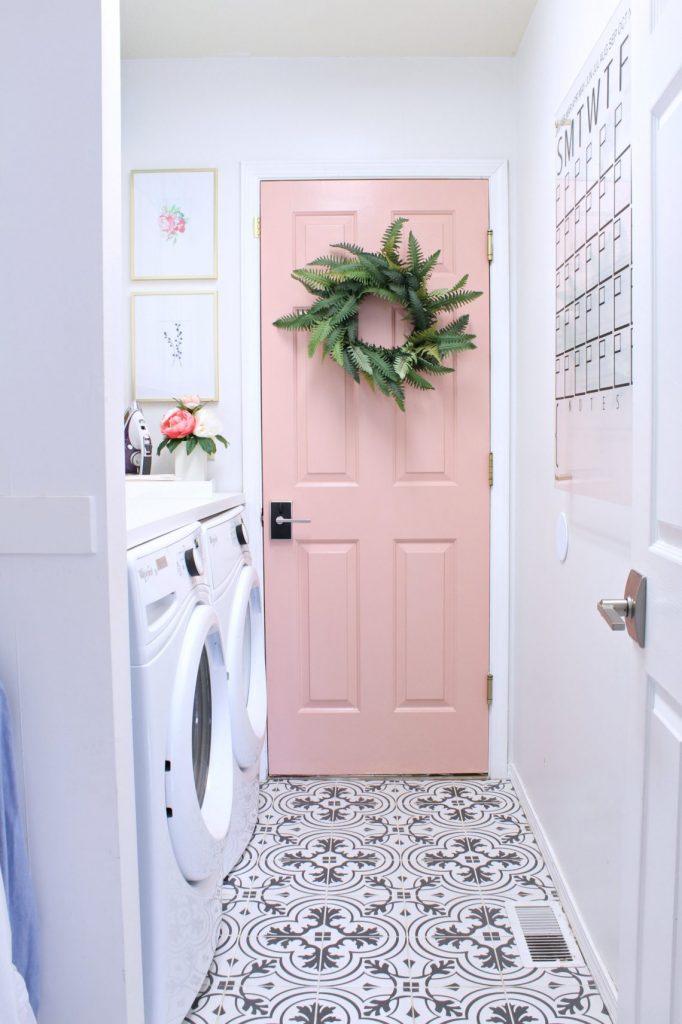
xmin=275 ymin=516 xmax=311 ymax=525
xmin=597 ymin=598 xmax=632 ymax=631
xmin=597 ymin=570 xmax=646 ymax=647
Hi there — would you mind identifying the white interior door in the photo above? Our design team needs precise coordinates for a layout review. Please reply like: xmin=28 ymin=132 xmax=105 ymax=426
xmin=619 ymin=1 xmax=682 ymax=1020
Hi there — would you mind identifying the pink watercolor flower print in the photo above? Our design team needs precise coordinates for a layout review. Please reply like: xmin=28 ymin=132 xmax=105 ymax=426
xmin=159 ymin=204 xmax=188 ymax=243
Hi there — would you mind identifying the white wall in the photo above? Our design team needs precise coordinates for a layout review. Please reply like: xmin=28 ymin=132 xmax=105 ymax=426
xmin=122 ymin=56 xmax=517 ymax=489
xmin=0 ymin=2 xmax=143 ymax=1021
xmin=511 ymin=0 xmax=628 ymax=992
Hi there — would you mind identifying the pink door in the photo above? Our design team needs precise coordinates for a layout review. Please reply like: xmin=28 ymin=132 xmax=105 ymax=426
xmin=261 ymin=178 xmax=490 ymax=775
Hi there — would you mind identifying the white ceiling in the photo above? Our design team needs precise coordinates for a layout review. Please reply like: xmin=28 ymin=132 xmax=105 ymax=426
xmin=121 ymin=0 xmax=538 ymax=60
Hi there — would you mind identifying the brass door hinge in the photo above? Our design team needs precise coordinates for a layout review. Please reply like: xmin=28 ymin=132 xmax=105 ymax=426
xmin=488 ymin=452 xmax=494 ymax=487
xmin=487 ymin=229 xmax=493 ymax=264
xmin=253 ymin=215 xmax=261 ymax=239
xmin=487 ymin=673 xmax=493 ymax=705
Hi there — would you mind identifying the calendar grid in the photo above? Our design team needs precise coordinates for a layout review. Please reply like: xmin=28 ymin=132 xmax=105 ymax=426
xmin=554 ymin=12 xmax=632 ymax=411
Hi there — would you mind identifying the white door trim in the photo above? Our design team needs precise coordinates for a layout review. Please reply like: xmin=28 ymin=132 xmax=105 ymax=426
xmin=241 ymin=159 xmax=511 ymax=778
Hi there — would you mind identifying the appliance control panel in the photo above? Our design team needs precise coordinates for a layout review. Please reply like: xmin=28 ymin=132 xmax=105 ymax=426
xmin=204 ymin=509 xmax=246 ymax=589
xmin=131 ymin=529 xmax=205 ymax=603
xmin=127 ymin=525 xmax=207 ymax=654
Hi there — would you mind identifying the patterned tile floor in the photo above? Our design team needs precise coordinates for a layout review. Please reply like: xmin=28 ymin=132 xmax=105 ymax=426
xmin=186 ymin=777 xmax=611 ymax=1024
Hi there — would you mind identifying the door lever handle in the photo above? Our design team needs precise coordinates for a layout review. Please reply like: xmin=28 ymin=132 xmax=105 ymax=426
xmin=270 ymin=501 xmax=310 ymax=540
xmin=597 ymin=598 xmax=631 ymax=631
xmin=597 ymin=570 xmax=646 ymax=647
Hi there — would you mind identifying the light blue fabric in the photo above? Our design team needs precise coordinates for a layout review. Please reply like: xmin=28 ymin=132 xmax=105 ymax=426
xmin=0 ymin=686 xmax=39 ymax=1014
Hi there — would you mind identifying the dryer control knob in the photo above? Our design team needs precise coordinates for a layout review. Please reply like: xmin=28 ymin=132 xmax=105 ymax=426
xmin=184 ymin=539 xmax=204 ymax=577
xmin=236 ymin=522 xmax=249 ymax=546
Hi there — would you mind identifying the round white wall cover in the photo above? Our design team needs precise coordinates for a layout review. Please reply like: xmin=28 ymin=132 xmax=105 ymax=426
xmin=555 ymin=512 xmax=569 ymax=562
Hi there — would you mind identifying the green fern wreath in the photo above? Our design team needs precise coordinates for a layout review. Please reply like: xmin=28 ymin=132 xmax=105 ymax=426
xmin=273 ymin=217 xmax=482 ymax=410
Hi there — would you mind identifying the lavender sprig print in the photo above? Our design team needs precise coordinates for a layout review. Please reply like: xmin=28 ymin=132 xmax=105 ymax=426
xmin=163 ymin=321 xmax=183 ymax=365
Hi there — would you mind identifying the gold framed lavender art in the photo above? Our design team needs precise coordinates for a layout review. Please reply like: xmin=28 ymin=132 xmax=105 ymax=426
xmin=131 ymin=291 xmax=219 ymax=402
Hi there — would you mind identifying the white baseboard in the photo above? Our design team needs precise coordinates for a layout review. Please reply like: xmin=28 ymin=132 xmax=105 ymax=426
xmin=509 ymin=764 xmax=618 ymax=1020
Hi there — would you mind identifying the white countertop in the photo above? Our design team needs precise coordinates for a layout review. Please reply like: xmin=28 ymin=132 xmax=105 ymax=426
xmin=125 ymin=480 xmax=245 ymax=548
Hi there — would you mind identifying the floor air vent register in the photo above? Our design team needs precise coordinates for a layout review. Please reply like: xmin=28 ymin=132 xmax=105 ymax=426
xmin=507 ymin=902 xmax=583 ymax=967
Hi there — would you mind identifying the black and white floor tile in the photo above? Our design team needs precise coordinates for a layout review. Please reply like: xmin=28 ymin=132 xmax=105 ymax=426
xmin=185 ymin=778 xmax=611 ymax=1024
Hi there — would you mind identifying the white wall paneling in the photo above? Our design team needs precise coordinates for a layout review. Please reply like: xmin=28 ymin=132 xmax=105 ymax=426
xmin=0 ymin=1 xmax=143 ymax=1021
xmin=0 ymin=497 xmax=95 ymax=554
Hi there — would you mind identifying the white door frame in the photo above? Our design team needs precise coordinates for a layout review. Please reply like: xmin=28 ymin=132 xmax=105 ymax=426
xmin=240 ymin=159 xmax=511 ymax=778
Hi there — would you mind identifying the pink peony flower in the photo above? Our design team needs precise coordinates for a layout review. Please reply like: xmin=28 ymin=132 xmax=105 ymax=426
xmin=176 ymin=219 xmax=186 ymax=233
xmin=160 ymin=408 xmax=196 ymax=439
xmin=180 ymin=394 xmax=201 ymax=409
xmin=159 ymin=214 xmax=174 ymax=234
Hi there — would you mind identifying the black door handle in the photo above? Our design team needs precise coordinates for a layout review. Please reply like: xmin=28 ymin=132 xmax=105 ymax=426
xmin=270 ymin=501 xmax=311 ymax=539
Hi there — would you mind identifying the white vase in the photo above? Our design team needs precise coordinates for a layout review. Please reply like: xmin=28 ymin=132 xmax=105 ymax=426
xmin=173 ymin=444 xmax=208 ymax=481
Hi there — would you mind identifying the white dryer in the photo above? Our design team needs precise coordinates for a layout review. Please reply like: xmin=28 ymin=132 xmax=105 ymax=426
xmin=200 ymin=506 xmax=267 ymax=874
xmin=127 ymin=523 xmax=233 ymax=1024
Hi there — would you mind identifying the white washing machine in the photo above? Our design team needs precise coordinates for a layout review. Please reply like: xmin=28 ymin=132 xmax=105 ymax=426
xmin=127 ymin=523 xmax=234 ymax=1024
xmin=200 ymin=506 xmax=267 ymax=874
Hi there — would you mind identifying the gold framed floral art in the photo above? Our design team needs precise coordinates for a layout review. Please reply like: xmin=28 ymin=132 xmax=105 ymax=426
xmin=130 ymin=168 xmax=218 ymax=280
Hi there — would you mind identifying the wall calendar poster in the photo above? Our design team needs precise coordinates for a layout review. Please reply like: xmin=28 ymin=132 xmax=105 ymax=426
xmin=554 ymin=7 xmax=631 ymax=503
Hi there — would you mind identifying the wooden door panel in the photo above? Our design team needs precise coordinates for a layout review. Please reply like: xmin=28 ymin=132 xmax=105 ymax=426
xmin=395 ymin=540 xmax=456 ymax=709
xmin=295 ymin=212 xmax=356 ymax=265
xmin=261 ymin=178 xmax=490 ymax=775
xmin=295 ymin=335 xmax=359 ymax=483
xmin=392 ymin=210 xmax=456 ymax=273
xmin=395 ymin=374 xmax=458 ymax=480
xmin=298 ymin=541 xmax=359 ymax=709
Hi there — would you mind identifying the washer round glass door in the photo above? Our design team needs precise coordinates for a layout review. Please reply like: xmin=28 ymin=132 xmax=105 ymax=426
xmin=165 ymin=604 xmax=233 ymax=882
xmin=226 ymin=565 xmax=267 ymax=769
